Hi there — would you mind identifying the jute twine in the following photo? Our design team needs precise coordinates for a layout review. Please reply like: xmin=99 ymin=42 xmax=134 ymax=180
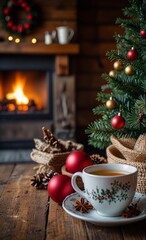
xmin=106 ymin=145 xmax=146 ymax=194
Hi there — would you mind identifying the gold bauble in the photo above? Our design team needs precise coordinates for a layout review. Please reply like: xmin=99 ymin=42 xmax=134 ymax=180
xmin=113 ymin=60 xmax=123 ymax=71
xmin=106 ymin=97 xmax=116 ymax=109
xmin=125 ymin=65 xmax=134 ymax=75
xmin=109 ymin=70 xmax=115 ymax=78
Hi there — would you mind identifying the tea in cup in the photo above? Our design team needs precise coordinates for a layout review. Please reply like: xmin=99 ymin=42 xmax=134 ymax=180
xmin=56 ymin=26 xmax=74 ymax=44
xmin=71 ymin=164 xmax=138 ymax=217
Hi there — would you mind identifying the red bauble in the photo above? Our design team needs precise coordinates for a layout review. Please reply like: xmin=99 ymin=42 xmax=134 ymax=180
xmin=21 ymin=2 xmax=27 ymax=8
xmin=65 ymin=151 xmax=93 ymax=174
xmin=4 ymin=7 xmax=10 ymax=15
xmin=24 ymin=23 xmax=30 ymax=29
xmin=140 ymin=30 xmax=146 ymax=38
xmin=127 ymin=48 xmax=138 ymax=60
xmin=12 ymin=25 xmax=17 ymax=31
xmin=111 ymin=113 xmax=125 ymax=129
xmin=27 ymin=14 xmax=33 ymax=20
xmin=7 ymin=21 xmax=13 ymax=28
xmin=17 ymin=24 xmax=24 ymax=32
xmin=26 ymin=6 xmax=31 ymax=11
xmin=48 ymin=174 xmax=75 ymax=204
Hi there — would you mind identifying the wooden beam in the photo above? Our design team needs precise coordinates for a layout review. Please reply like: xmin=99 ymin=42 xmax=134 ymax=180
xmin=55 ymin=55 xmax=69 ymax=76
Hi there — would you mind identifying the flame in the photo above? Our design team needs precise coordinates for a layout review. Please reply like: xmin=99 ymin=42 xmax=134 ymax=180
xmin=6 ymin=73 xmax=29 ymax=105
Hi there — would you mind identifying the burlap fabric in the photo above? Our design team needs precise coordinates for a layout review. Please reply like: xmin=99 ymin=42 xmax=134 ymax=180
xmin=31 ymin=142 xmax=84 ymax=173
xmin=110 ymin=135 xmax=146 ymax=162
xmin=106 ymin=145 xmax=146 ymax=194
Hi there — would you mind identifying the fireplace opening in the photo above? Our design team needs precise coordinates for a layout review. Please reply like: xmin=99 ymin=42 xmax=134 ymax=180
xmin=0 ymin=55 xmax=76 ymax=162
xmin=0 ymin=70 xmax=52 ymax=118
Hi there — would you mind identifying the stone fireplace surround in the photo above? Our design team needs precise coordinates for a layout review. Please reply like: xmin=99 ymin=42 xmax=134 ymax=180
xmin=0 ymin=54 xmax=76 ymax=162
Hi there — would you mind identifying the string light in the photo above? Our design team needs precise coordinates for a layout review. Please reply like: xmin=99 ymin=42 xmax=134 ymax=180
xmin=31 ymin=38 xmax=37 ymax=44
xmin=8 ymin=35 xmax=13 ymax=41
xmin=15 ymin=38 xmax=20 ymax=43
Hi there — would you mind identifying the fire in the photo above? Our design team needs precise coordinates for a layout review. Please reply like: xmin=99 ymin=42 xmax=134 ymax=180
xmin=7 ymin=87 xmax=29 ymax=105
xmin=6 ymin=73 xmax=29 ymax=111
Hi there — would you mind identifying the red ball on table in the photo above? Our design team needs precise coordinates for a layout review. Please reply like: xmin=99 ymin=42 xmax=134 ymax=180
xmin=48 ymin=174 xmax=75 ymax=204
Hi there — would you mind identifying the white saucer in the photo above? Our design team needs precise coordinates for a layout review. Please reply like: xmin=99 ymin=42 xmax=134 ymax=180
xmin=62 ymin=192 xmax=146 ymax=226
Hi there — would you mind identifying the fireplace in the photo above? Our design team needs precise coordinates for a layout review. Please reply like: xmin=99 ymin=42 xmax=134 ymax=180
xmin=0 ymin=55 xmax=53 ymax=154
xmin=0 ymin=54 xmax=76 ymax=162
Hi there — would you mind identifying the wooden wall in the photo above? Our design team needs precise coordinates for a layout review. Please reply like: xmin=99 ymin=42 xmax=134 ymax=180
xmin=76 ymin=0 xmax=129 ymax=151
xmin=0 ymin=0 xmax=78 ymax=44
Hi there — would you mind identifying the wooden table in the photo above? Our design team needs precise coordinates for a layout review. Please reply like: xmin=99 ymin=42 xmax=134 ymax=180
xmin=0 ymin=163 xmax=146 ymax=240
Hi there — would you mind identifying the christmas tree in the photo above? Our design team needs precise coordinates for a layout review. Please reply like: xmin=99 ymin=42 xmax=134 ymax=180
xmin=86 ymin=0 xmax=146 ymax=150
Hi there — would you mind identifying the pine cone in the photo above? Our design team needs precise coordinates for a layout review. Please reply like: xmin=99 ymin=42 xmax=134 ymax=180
xmin=90 ymin=154 xmax=107 ymax=164
xmin=31 ymin=170 xmax=58 ymax=189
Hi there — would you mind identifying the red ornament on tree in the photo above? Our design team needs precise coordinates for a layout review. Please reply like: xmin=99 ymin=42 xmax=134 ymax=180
xmin=127 ymin=48 xmax=138 ymax=60
xmin=111 ymin=113 xmax=125 ymax=129
xmin=140 ymin=30 xmax=146 ymax=38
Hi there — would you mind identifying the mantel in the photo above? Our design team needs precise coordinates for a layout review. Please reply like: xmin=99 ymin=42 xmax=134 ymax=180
xmin=0 ymin=43 xmax=80 ymax=55
xmin=0 ymin=43 xmax=80 ymax=75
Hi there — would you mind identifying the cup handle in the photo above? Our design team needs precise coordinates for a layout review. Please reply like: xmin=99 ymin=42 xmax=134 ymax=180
xmin=71 ymin=172 xmax=86 ymax=198
xmin=68 ymin=29 xmax=74 ymax=41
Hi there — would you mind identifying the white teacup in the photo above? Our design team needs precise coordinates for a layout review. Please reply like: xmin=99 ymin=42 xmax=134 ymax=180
xmin=56 ymin=26 xmax=74 ymax=44
xmin=71 ymin=164 xmax=138 ymax=217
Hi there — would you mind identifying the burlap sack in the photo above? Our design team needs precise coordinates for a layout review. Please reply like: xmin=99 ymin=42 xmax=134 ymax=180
xmin=106 ymin=144 xmax=146 ymax=194
xmin=110 ymin=135 xmax=146 ymax=162
xmin=31 ymin=142 xmax=84 ymax=173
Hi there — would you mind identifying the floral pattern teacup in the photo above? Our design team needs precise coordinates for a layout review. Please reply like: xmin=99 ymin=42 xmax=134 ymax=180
xmin=71 ymin=164 xmax=137 ymax=217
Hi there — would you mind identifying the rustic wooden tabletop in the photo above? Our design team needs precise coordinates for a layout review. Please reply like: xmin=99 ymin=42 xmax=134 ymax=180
xmin=0 ymin=163 xmax=145 ymax=240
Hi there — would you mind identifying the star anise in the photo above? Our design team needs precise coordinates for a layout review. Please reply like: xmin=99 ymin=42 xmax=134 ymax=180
xmin=73 ymin=197 xmax=93 ymax=213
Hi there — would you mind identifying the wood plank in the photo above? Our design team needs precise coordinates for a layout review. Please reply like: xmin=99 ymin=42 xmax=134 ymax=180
xmin=78 ymin=25 xmax=124 ymax=42
xmin=0 ymin=163 xmax=49 ymax=240
xmin=121 ymin=221 xmax=146 ymax=240
xmin=76 ymin=109 xmax=97 ymax=127
xmin=80 ymin=43 xmax=116 ymax=56
xmin=76 ymin=90 xmax=97 ymax=108
xmin=78 ymin=9 xmax=125 ymax=24
xmin=35 ymin=0 xmax=77 ymax=8
xmin=78 ymin=0 xmax=128 ymax=8
xmin=41 ymin=9 xmax=77 ymax=21
xmin=47 ymin=199 xmax=124 ymax=240
xmin=76 ymin=57 xmax=112 ymax=73
xmin=77 ymin=74 xmax=106 ymax=90
xmin=0 ymin=43 xmax=80 ymax=55
xmin=0 ymin=164 xmax=15 ymax=195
